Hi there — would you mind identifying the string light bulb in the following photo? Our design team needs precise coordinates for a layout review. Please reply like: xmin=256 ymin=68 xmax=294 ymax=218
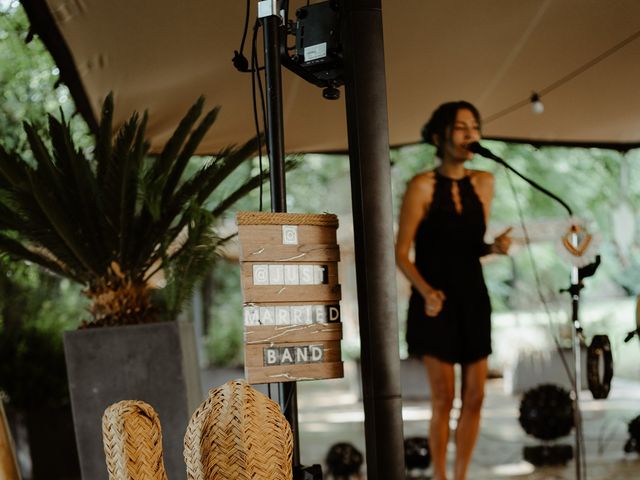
xmin=530 ymin=92 xmax=544 ymax=114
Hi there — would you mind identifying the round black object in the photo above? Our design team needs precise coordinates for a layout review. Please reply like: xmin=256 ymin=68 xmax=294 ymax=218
xmin=326 ymin=442 xmax=363 ymax=477
xmin=323 ymin=86 xmax=341 ymax=100
xmin=624 ymin=415 xmax=640 ymax=454
xmin=587 ymin=334 xmax=614 ymax=399
xmin=404 ymin=436 xmax=431 ymax=470
xmin=519 ymin=384 xmax=574 ymax=440
xmin=523 ymin=444 xmax=573 ymax=466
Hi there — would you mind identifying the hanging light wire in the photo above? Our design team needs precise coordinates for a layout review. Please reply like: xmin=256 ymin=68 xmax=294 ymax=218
xmin=484 ymin=27 xmax=640 ymax=124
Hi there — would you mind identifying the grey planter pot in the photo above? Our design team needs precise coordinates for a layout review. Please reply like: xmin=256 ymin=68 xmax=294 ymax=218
xmin=64 ymin=321 xmax=202 ymax=480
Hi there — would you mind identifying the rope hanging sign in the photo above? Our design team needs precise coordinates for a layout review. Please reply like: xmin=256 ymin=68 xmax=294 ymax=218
xmin=236 ymin=212 xmax=344 ymax=384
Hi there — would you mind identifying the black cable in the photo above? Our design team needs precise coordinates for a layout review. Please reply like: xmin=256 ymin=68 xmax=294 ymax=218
xmin=502 ymin=164 xmax=588 ymax=478
xmin=252 ymin=20 xmax=270 ymax=211
xmin=239 ymin=0 xmax=250 ymax=54
xmin=495 ymin=157 xmax=572 ymax=216
xmin=232 ymin=0 xmax=252 ymax=72
xmin=250 ymin=19 xmax=266 ymax=211
xmin=503 ymin=166 xmax=575 ymax=385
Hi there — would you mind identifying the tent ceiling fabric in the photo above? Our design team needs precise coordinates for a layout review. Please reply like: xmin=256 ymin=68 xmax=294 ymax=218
xmin=24 ymin=0 xmax=640 ymax=153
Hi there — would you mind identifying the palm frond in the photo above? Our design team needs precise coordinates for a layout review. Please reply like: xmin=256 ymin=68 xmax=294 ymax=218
xmin=146 ymin=96 xmax=205 ymax=188
xmin=120 ymin=112 xmax=149 ymax=265
xmin=161 ymin=106 xmax=220 ymax=207
xmin=195 ymin=137 xmax=259 ymax=203
xmin=209 ymin=157 xmax=299 ymax=219
xmin=95 ymin=92 xmax=114 ymax=184
xmin=161 ymin=207 xmax=221 ymax=319
xmin=47 ymin=114 xmax=109 ymax=261
xmin=0 ymin=145 xmax=30 ymax=190
xmin=0 ymin=93 xmax=279 ymax=326
xmin=104 ymin=112 xmax=139 ymax=231
xmin=134 ymin=138 xmax=258 ymax=270
xmin=23 ymin=121 xmax=66 ymax=197
xmin=26 ymin=169 xmax=100 ymax=276
xmin=0 ymin=198 xmax=26 ymax=230
xmin=0 ymin=233 xmax=83 ymax=282
xmin=5 ymin=187 xmax=86 ymax=272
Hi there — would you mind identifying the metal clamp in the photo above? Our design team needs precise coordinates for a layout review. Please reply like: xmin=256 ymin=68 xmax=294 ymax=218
xmin=258 ymin=0 xmax=279 ymax=18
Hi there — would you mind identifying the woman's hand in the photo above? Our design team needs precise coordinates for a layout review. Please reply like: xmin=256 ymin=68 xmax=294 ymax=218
xmin=491 ymin=227 xmax=513 ymax=255
xmin=424 ymin=288 xmax=446 ymax=317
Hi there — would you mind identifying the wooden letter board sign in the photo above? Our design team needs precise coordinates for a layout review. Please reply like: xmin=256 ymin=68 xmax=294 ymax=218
xmin=236 ymin=211 xmax=343 ymax=384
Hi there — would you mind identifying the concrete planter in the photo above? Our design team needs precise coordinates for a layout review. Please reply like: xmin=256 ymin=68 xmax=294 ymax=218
xmin=64 ymin=321 xmax=202 ymax=480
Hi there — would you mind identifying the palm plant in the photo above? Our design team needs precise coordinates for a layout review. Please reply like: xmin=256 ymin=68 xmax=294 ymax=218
xmin=0 ymin=93 xmax=278 ymax=327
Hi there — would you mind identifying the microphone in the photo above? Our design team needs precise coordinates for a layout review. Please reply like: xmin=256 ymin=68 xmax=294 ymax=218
xmin=467 ymin=142 xmax=503 ymax=162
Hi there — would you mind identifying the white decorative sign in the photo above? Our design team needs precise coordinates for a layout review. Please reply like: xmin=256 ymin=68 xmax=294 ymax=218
xmin=253 ymin=265 xmax=269 ymax=285
xmin=263 ymin=344 xmax=324 ymax=365
xmin=282 ymin=225 xmax=298 ymax=245
xmin=253 ymin=264 xmax=326 ymax=285
xmin=243 ymin=304 xmax=340 ymax=326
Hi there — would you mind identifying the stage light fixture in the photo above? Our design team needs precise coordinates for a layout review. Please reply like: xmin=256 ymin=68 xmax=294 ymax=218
xmin=281 ymin=0 xmax=344 ymax=100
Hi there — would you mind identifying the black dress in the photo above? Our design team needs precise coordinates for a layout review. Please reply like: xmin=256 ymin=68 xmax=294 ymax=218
xmin=406 ymin=170 xmax=492 ymax=364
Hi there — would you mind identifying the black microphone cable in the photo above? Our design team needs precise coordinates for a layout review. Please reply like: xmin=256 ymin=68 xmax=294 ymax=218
xmin=502 ymin=163 xmax=576 ymax=385
xmin=499 ymin=154 xmax=588 ymax=479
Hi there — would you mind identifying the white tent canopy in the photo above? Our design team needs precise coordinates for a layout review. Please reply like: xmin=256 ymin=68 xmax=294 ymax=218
xmin=22 ymin=0 xmax=640 ymax=153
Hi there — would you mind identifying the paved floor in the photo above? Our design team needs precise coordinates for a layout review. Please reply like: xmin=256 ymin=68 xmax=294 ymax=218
xmin=290 ymin=364 xmax=640 ymax=479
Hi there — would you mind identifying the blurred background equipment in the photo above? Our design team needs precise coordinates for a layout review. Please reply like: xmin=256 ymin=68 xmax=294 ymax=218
xmin=404 ymin=436 xmax=431 ymax=478
xmin=623 ymin=415 xmax=640 ymax=455
xmin=587 ymin=334 xmax=614 ymax=399
xmin=325 ymin=442 xmax=363 ymax=479
xmin=519 ymin=384 xmax=574 ymax=466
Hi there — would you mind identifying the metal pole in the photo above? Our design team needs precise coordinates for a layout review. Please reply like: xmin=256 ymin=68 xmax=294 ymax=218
xmin=259 ymin=2 xmax=300 ymax=467
xmin=341 ymin=0 xmax=405 ymax=478
xmin=570 ymin=233 xmax=584 ymax=479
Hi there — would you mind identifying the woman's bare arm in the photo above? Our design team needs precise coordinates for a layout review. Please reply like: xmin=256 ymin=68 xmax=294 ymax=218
xmin=395 ymin=174 xmax=438 ymax=298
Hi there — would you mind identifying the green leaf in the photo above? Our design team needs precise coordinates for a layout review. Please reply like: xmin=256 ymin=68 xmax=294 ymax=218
xmin=26 ymin=169 xmax=100 ymax=277
xmin=195 ymin=137 xmax=259 ymax=204
xmin=120 ymin=112 xmax=149 ymax=265
xmin=96 ymin=93 xmax=114 ymax=184
xmin=46 ymin=114 xmax=109 ymax=262
xmin=146 ymin=96 xmax=205 ymax=189
xmin=161 ymin=106 xmax=220 ymax=206
xmin=0 ymin=233 xmax=84 ymax=283
xmin=0 ymin=145 xmax=30 ymax=190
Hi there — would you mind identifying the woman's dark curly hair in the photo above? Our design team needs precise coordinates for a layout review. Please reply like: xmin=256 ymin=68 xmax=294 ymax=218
xmin=421 ymin=101 xmax=481 ymax=158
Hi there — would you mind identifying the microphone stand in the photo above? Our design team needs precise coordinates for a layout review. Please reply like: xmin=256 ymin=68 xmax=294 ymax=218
xmin=472 ymin=145 xmax=586 ymax=480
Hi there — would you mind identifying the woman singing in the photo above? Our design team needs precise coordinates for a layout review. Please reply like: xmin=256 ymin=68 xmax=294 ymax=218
xmin=395 ymin=101 xmax=511 ymax=480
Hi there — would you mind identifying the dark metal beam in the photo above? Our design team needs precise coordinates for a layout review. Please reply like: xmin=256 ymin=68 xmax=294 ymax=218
xmin=341 ymin=1 xmax=405 ymax=478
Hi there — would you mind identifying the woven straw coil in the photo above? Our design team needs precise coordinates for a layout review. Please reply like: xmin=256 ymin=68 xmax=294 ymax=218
xmin=236 ymin=211 xmax=338 ymax=228
xmin=102 ymin=400 xmax=168 ymax=480
xmin=184 ymin=380 xmax=293 ymax=480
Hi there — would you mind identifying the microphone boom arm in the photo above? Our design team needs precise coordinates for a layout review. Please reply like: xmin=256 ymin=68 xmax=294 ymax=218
xmin=469 ymin=142 xmax=573 ymax=216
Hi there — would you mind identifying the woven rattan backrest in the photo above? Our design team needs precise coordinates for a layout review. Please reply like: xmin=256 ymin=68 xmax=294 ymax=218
xmin=102 ymin=400 xmax=168 ymax=480
xmin=0 ymin=401 xmax=21 ymax=480
xmin=184 ymin=380 xmax=293 ymax=480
